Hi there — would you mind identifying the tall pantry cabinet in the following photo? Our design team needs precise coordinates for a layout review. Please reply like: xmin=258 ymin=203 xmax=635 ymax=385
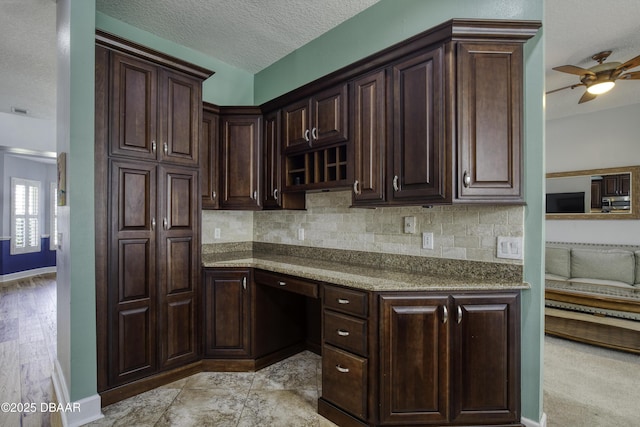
xmin=95 ymin=31 xmax=214 ymax=398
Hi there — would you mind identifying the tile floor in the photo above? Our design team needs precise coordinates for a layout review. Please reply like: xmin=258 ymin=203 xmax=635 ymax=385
xmin=87 ymin=351 xmax=337 ymax=426
xmin=0 ymin=275 xmax=337 ymax=427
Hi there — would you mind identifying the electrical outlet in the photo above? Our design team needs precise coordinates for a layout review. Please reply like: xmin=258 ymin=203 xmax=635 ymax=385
xmin=214 ymin=228 xmax=221 ymax=239
xmin=404 ymin=216 xmax=416 ymax=234
xmin=298 ymin=228 xmax=305 ymax=241
xmin=422 ymin=232 xmax=434 ymax=250
xmin=496 ymin=236 xmax=523 ymax=260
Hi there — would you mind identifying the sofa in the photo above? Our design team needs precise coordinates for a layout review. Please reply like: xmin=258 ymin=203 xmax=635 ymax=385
xmin=544 ymin=242 xmax=640 ymax=353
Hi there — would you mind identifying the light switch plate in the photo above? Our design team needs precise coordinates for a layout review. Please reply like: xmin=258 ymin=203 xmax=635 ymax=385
xmin=497 ymin=236 xmax=523 ymax=260
xmin=422 ymin=232 xmax=434 ymax=250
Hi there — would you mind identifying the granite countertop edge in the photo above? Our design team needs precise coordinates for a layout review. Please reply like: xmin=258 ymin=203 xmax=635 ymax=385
xmin=202 ymin=255 xmax=529 ymax=292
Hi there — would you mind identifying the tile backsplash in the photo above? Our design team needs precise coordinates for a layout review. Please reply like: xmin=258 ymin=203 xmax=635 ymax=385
xmin=203 ymin=190 xmax=524 ymax=264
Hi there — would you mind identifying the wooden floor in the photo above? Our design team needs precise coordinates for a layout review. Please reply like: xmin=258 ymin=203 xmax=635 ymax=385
xmin=0 ymin=274 xmax=57 ymax=427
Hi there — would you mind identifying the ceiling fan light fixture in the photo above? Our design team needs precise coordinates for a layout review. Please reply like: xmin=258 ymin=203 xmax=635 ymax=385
xmin=586 ymin=80 xmax=615 ymax=95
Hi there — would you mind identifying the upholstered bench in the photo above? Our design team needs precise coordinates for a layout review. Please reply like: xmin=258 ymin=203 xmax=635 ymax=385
xmin=544 ymin=242 xmax=640 ymax=353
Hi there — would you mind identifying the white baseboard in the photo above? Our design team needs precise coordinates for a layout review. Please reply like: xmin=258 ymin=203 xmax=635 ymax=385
xmin=0 ymin=266 xmax=56 ymax=283
xmin=52 ymin=359 xmax=104 ymax=427
xmin=522 ymin=412 xmax=547 ymax=427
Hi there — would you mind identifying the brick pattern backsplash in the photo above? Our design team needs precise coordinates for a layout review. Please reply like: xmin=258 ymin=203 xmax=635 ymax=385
xmin=203 ymin=190 xmax=524 ymax=264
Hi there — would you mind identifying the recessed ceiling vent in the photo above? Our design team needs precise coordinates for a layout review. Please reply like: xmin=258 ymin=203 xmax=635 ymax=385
xmin=11 ymin=106 xmax=29 ymax=115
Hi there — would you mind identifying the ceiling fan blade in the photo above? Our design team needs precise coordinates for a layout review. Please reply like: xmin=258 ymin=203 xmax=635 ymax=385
xmin=545 ymin=84 xmax=583 ymax=95
xmin=618 ymin=71 xmax=640 ymax=80
xmin=552 ymin=65 xmax=595 ymax=76
xmin=616 ymin=54 xmax=640 ymax=73
xmin=578 ymin=91 xmax=597 ymax=104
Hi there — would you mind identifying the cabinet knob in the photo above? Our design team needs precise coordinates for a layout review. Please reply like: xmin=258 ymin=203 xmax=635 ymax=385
xmin=273 ymin=188 xmax=278 ymax=200
xmin=163 ymin=218 xmax=168 ymax=230
xmin=151 ymin=140 xmax=157 ymax=153
xmin=463 ymin=171 xmax=471 ymax=187
xmin=243 ymin=276 xmax=247 ymax=290
xmin=337 ymin=329 xmax=350 ymax=337
xmin=353 ymin=180 xmax=361 ymax=195
xmin=392 ymin=175 xmax=399 ymax=192
xmin=304 ymin=129 xmax=310 ymax=143
xmin=151 ymin=217 xmax=156 ymax=230
xmin=442 ymin=305 xmax=448 ymax=324
xmin=335 ymin=365 xmax=350 ymax=373
xmin=311 ymin=127 xmax=318 ymax=141
xmin=163 ymin=142 xmax=168 ymax=155
xmin=252 ymin=190 xmax=257 ymax=200
xmin=212 ymin=191 xmax=216 ymax=200
xmin=457 ymin=305 xmax=463 ymax=324
xmin=337 ymin=298 xmax=350 ymax=305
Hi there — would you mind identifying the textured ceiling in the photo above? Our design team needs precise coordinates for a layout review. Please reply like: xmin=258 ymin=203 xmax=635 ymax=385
xmin=1 ymin=0 xmax=640 ymax=123
xmin=95 ymin=0 xmax=380 ymax=73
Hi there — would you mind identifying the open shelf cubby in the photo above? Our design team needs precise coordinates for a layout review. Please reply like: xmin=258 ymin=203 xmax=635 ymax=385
xmin=285 ymin=144 xmax=348 ymax=190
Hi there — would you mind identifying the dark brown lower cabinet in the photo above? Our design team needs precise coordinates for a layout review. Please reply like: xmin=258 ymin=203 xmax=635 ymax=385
xmin=321 ymin=288 xmax=520 ymax=427
xmin=203 ymin=269 xmax=252 ymax=358
xmin=379 ymin=292 xmax=520 ymax=426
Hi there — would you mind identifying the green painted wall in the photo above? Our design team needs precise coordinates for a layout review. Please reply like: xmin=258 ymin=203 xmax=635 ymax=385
xmin=96 ymin=12 xmax=254 ymax=106
xmin=255 ymin=0 xmax=545 ymax=422
xmin=57 ymin=0 xmax=97 ymax=402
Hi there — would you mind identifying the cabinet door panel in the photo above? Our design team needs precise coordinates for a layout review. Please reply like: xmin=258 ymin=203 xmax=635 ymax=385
xmin=352 ymin=69 xmax=386 ymax=204
xmin=262 ymin=111 xmax=281 ymax=208
xmin=164 ymin=297 xmax=196 ymax=363
xmin=380 ymin=294 xmax=449 ymax=424
xmin=391 ymin=48 xmax=446 ymax=202
xmin=312 ymin=84 xmax=348 ymax=147
xmin=457 ymin=43 xmax=522 ymax=201
xmin=158 ymin=165 xmax=200 ymax=368
xmin=451 ymin=293 xmax=520 ymax=424
xmin=109 ymin=159 xmax=157 ymax=385
xmin=220 ymin=115 xmax=261 ymax=209
xmin=161 ymin=70 xmax=201 ymax=166
xmin=201 ymin=110 xmax=219 ymax=209
xmin=163 ymin=169 xmax=197 ymax=229
xmin=110 ymin=53 xmax=158 ymax=160
xmin=203 ymin=270 xmax=252 ymax=357
xmin=283 ymin=100 xmax=310 ymax=152
xmin=117 ymin=306 xmax=155 ymax=378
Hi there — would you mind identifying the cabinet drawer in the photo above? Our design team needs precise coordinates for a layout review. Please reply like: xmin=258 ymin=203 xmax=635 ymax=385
xmin=323 ymin=310 xmax=367 ymax=356
xmin=253 ymin=269 xmax=318 ymax=298
xmin=323 ymin=285 xmax=368 ymax=317
xmin=322 ymin=345 xmax=368 ymax=420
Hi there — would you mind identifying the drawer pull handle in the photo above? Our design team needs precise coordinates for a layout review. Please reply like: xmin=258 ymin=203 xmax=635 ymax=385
xmin=336 ymin=365 xmax=349 ymax=373
xmin=337 ymin=329 xmax=350 ymax=337
xmin=278 ymin=281 xmax=286 ymax=286
xmin=442 ymin=306 xmax=448 ymax=324
xmin=337 ymin=298 xmax=350 ymax=305
xmin=457 ymin=305 xmax=463 ymax=324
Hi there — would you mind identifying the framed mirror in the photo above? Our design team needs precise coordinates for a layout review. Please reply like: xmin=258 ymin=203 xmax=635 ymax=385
xmin=546 ymin=166 xmax=640 ymax=220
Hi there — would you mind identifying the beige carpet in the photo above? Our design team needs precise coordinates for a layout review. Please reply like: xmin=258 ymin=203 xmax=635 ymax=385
xmin=544 ymin=335 xmax=640 ymax=426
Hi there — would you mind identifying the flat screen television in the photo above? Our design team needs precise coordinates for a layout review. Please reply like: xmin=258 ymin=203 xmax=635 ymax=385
xmin=546 ymin=192 xmax=585 ymax=214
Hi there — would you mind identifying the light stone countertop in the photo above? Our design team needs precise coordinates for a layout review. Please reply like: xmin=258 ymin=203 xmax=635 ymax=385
xmin=202 ymin=254 xmax=529 ymax=292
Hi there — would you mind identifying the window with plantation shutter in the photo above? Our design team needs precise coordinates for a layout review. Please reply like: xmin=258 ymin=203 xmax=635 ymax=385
xmin=11 ymin=177 xmax=41 ymax=254
xmin=50 ymin=182 xmax=58 ymax=250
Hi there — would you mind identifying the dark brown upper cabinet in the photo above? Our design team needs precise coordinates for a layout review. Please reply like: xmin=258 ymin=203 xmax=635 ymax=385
xmin=350 ymin=69 xmax=387 ymax=206
xmin=201 ymin=104 xmax=219 ymax=209
xmin=262 ymin=111 xmax=306 ymax=210
xmin=389 ymin=47 xmax=447 ymax=204
xmin=110 ymin=52 xmax=202 ymax=167
xmin=347 ymin=21 xmax=539 ymax=207
xmin=282 ymin=83 xmax=348 ymax=154
xmin=455 ymin=42 xmax=524 ymax=203
xmin=219 ymin=108 xmax=262 ymax=210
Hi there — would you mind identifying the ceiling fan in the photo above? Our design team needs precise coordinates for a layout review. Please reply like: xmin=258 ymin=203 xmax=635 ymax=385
xmin=547 ymin=50 xmax=640 ymax=103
